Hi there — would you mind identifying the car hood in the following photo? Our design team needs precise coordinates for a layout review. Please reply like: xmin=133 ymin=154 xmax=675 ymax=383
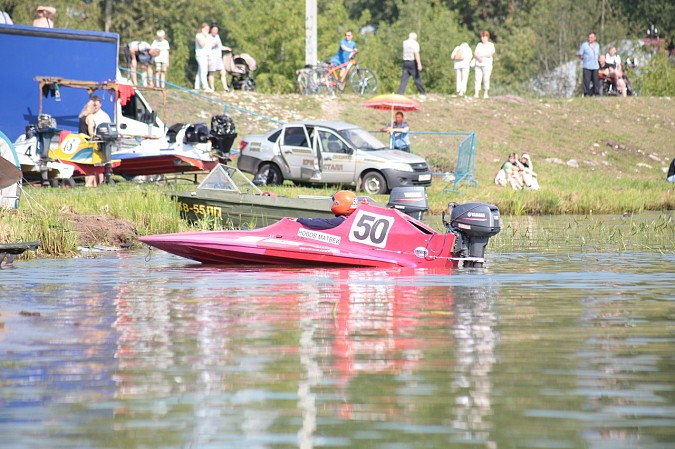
xmin=357 ymin=149 xmax=428 ymax=164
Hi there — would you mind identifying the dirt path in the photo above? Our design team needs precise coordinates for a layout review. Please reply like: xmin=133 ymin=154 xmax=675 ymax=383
xmin=319 ymin=95 xmax=346 ymax=121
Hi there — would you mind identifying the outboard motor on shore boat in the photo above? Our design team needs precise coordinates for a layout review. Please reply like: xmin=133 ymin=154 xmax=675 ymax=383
xmin=387 ymin=186 xmax=429 ymax=220
xmin=29 ymin=114 xmax=59 ymax=186
xmin=444 ymin=202 xmax=501 ymax=268
xmin=209 ymin=114 xmax=237 ymax=162
xmin=95 ymin=122 xmax=118 ymax=184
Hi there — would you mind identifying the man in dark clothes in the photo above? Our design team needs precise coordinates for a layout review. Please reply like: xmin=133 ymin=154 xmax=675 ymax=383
xmin=296 ymin=190 xmax=358 ymax=230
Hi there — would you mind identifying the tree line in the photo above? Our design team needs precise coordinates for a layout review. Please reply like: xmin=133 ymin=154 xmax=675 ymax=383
xmin=3 ymin=0 xmax=673 ymax=96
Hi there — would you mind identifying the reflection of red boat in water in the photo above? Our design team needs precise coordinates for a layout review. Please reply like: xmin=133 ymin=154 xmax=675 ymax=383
xmin=141 ymin=200 xmax=501 ymax=268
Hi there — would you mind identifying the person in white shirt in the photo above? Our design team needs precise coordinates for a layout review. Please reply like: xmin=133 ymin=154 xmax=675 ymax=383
xmin=194 ymin=23 xmax=212 ymax=92
xmin=451 ymin=42 xmax=472 ymax=96
xmin=86 ymin=96 xmax=112 ymax=187
xmin=605 ymin=46 xmax=622 ymax=71
xmin=0 ymin=10 xmax=13 ymax=24
xmin=151 ymin=30 xmax=170 ymax=88
xmin=397 ymin=32 xmax=426 ymax=95
xmin=474 ymin=30 xmax=496 ymax=98
xmin=33 ymin=6 xmax=56 ymax=28
xmin=207 ymin=25 xmax=229 ymax=92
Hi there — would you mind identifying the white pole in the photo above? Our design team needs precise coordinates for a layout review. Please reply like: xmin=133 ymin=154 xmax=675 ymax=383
xmin=305 ymin=0 xmax=317 ymax=66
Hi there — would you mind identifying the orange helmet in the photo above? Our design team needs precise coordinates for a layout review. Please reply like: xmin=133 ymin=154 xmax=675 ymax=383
xmin=331 ymin=190 xmax=358 ymax=216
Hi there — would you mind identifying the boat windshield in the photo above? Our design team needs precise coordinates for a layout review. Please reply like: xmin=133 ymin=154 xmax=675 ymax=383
xmin=198 ymin=165 xmax=262 ymax=194
xmin=338 ymin=127 xmax=388 ymax=151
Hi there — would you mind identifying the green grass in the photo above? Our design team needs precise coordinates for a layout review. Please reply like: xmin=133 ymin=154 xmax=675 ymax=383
xmin=490 ymin=213 xmax=675 ymax=253
xmin=3 ymin=93 xmax=674 ymax=256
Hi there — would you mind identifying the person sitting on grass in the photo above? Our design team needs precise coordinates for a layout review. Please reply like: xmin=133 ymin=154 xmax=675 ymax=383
xmin=494 ymin=153 xmax=524 ymax=190
xmin=518 ymin=153 xmax=539 ymax=189
xmin=667 ymin=158 xmax=675 ymax=183
xmin=295 ymin=190 xmax=358 ymax=230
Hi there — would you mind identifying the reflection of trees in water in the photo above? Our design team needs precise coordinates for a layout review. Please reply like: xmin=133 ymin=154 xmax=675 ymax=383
xmin=576 ymin=294 xmax=657 ymax=448
xmin=450 ymin=285 xmax=497 ymax=443
xmin=109 ymin=268 xmax=502 ymax=447
xmin=113 ymin=282 xmax=236 ymax=447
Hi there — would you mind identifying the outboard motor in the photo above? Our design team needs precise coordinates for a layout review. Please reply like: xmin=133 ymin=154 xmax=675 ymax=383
xmin=444 ymin=202 xmax=501 ymax=268
xmin=209 ymin=114 xmax=237 ymax=162
xmin=387 ymin=186 xmax=429 ymax=220
xmin=184 ymin=123 xmax=209 ymax=144
xmin=95 ymin=122 xmax=118 ymax=184
xmin=34 ymin=114 xmax=59 ymax=186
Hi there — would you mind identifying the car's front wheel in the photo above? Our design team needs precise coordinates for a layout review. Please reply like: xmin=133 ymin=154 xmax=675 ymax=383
xmin=253 ymin=163 xmax=283 ymax=186
xmin=361 ymin=171 xmax=387 ymax=195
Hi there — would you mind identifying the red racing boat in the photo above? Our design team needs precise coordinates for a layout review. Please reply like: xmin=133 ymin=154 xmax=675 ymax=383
xmin=140 ymin=201 xmax=501 ymax=268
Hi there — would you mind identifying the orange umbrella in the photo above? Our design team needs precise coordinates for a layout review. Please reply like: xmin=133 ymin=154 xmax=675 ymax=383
xmin=364 ymin=93 xmax=422 ymax=148
xmin=363 ymin=93 xmax=423 ymax=113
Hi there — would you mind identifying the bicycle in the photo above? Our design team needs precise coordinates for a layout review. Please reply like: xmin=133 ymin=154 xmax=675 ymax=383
xmin=297 ymin=52 xmax=378 ymax=95
xmin=296 ymin=62 xmax=331 ymax=95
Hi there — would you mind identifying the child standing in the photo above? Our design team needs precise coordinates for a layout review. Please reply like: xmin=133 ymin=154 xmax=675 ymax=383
xmin=151 ymin=30 xmax=170 ymax=88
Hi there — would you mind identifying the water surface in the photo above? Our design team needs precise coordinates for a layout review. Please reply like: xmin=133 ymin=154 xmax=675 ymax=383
xmin=1 ymin=234 xmax=673 ymax=448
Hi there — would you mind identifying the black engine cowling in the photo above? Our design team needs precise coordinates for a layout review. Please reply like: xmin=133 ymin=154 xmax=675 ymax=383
xmin=444 ymin=202 xmax=501 ymax=268
xmin=387 ymin=186 xmax=429 ymax=221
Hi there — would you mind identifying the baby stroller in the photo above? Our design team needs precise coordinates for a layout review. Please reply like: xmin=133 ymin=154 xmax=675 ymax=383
xmin=223 ymin=48 xmax=256 ymax=91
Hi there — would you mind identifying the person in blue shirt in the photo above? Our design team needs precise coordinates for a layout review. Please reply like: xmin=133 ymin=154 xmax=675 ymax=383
xmin=296 ymin=190 xmax=358 ymax=230
xmin=578 ymin=32 xmax=601 ymax=96
xmin=330 ymin=30 xmax=357 ymax=67
xmin=381 ymin=111 xmax=411 ymax=152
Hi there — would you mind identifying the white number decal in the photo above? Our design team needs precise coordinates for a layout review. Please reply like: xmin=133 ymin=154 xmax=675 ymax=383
xmin=61 ymin=137 xmax=81 ymax=155
xmin=348 ymin=210 xmax=394 ymax=248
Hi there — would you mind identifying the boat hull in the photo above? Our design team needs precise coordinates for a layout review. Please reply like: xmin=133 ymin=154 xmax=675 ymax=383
xmin=141 ymin=203 xmax=458 ymax=269
xmin=113 ymin=154 xmax=219 ymax=177
xmin=174 ymin=190 xmax=333 ymax=228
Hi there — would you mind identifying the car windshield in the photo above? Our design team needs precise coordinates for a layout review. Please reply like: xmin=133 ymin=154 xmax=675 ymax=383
xmin=338 ymin=127 xmax=388 ymax=151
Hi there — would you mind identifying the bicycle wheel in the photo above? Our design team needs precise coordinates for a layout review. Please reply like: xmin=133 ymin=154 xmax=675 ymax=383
xmin=318 ymin=70 xmax=339 ymax=95
xmin=297 ymin=71 xmax=311 ymax=95
xmin=348 ymin=67 xmax=378 ymax=95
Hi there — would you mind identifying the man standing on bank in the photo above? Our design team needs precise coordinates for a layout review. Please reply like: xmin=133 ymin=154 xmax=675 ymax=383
xmin=397 ymin=32 xmax=426 ymax=95
xmin=578 ymin=32 xmax=601 ymax=96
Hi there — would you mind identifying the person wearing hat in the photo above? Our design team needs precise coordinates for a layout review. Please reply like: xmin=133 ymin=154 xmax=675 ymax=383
xmin=33 ymin=6 xmax=56 ymax=28
xmin=518 ymin=153 xmax=539 ymax=189
xmin=295 ymin=190 xmax=359 ymax=230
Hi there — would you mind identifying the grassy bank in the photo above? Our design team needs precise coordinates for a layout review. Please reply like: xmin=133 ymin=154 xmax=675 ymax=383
xmin=3 ymin=94 xmax=674 ymax=256
xmin=155 ymin=91 xmax=675 ymax=214
xmin=3 ymin=185 xmax=187 ymax=257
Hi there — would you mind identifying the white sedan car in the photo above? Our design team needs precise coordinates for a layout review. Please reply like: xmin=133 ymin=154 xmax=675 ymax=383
xmin=237 ymin=120 xmax=432 ymax=195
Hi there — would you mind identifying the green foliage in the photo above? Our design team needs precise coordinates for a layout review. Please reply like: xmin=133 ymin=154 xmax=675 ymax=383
xmin=614 ymin=0 xmax=675 ymax=50
xmin=634 ymin=51 xmax=675 ymax=96
xmin=6 ymin=0 xmax=674 ymax=96
xmin=490 ymin=19 xmax=538 ymax=92
xmin=362 ymin=0 xmax=470 ymax=94
xmin=343 ymin=0 xmax=400 ymax=26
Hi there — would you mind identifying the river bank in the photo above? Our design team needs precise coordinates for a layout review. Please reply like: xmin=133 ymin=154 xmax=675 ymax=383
xmin=3 ymin=94 xmax=674 ymax=255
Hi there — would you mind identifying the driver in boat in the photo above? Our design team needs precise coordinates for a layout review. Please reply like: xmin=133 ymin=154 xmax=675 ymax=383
xmin=295 ymin=190 xmax=359 ymax=230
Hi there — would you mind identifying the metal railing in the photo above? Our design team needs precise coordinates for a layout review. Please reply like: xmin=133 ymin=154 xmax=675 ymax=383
xmin=373 ymin=130 xmax=478 ymax=191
